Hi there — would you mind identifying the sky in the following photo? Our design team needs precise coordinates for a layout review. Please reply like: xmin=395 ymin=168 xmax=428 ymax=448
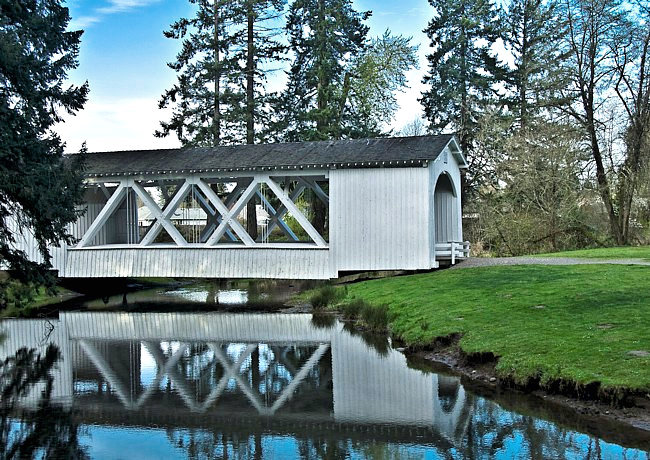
xmin=58 ymin=0 xmax=436 ymax=153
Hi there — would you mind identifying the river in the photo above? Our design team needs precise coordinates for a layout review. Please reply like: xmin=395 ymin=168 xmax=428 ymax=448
xmin=1 ymin=282 xmax=649 ymax=459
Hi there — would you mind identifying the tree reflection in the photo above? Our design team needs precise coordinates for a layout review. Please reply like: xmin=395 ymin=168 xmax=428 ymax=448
xmin=0 ymin=345 xmax=87 ymax=459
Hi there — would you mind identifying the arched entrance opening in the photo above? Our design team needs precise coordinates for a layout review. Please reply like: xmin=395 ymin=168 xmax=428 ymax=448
xmin=433 ymin=172 xmax=459 ymax=245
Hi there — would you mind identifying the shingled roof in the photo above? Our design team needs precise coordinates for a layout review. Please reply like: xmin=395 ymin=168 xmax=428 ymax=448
xmin=75 ymin=134 xmax=463 ymax=178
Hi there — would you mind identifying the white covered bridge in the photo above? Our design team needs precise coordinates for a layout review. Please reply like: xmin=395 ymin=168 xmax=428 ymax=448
xmin=12 ymin=134 xmax=469 ymax=279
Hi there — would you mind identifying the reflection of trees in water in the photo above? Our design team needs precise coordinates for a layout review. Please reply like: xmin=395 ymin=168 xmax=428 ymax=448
xmin=0 ymin=345 xmax=88 ymax=459
xmin=165 ymin=429 xmax=262 ymax=459
xmin=456 ymin=396 xmax=624 ymax=459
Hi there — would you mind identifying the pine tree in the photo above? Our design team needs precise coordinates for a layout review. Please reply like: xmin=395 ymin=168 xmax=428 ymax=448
xmin=157 ymin=0 xmax=285 ymax=237
xmin=0 ymin=0 xmax=88 ymax=295
xmin=156 ymin=0 xmax=244 ymax=146
xmin=279 ymin=0 xmax=371 ymax=142
xmin=501 ymin=0 xmax=568 ymax=130
xmin=420 ymin=0 xmax=503 ymax=195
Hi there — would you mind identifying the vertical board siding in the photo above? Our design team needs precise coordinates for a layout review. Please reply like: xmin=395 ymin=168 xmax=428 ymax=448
xmin=63 ymin=247 xmax=331 ymax=279
xmin=330 ymin=168 xmax=430 ymax=272
xmin=61 ymin=312 xmax=337 ymax=342
xmin=331 ymin=330 xmax=435 ymax=425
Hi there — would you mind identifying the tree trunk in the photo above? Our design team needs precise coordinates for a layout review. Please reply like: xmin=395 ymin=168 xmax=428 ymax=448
xmin=310 ymin=0 xmax=327 ymax=236
xmin=246 ymin=1 xmax=258 ymax=240
xmin=213 ymin=0 xmax=221 ymax=145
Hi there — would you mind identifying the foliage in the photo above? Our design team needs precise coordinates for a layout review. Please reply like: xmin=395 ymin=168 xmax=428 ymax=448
xmin=277 ymin=0 xmax=371 ymax=142
xmin=340 ymin=298 xmax=365 ymax=319
xmin=338 ymin=297 xmax=390 ymax=331
xmin=156 ymin=0 xmax=285 ymax=146
xmin=309 ymin=284 xmax=344 ymax=309
xmin=346 ymin=31 xmax=418 ymax=137
xmin=555 ymin=0 xmax=650 ymax=245
xmin=0 ymin=278 xmax=39 ymax=313
xmin=420 ymin=0 xmax=504 ymax=196
xmin=474 ymin=119 xmax=594 ymax=255
xmin=359 ymin=302 xmax=390 ymax=331
xmin=0 ymin=0 xmax=88 ymax=300
xmin=500 ymin=0 xmax=569 ymax=129
xmin=345 ymin=264 xmax=650 ymax=391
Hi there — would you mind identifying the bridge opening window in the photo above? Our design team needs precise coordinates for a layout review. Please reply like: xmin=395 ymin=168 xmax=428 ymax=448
xmin=75 ymin=174 xmax=329 ymax=249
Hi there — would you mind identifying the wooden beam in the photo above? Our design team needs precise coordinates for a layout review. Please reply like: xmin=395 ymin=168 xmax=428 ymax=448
xmin=133 ymin=181 xmax=189 ymax=247
xmin=98 ymin=183 xmax=112 ymax=201
xmin=196 ymin=178 xmax=256 ymax=246
xmin=264 ymin=176 xmax=327 ymax=247
xmin=193 ymin=187 xmax=238 ymax=242
xmin=77 ymin=182 xmax=127 ymax=247
xmin=85 ymin=171 xmax=328 ymax=184
xmin=299 ymin=177 xmax=329 ymax=206
xmin=255 ymin=190 xmax=299 ymax=242
xmin=264 ymin=184 xmax=306 ymax=236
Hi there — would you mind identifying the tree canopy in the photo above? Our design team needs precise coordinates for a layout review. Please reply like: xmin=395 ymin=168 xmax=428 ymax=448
xmin=0 ymin=0 xmax=88 ymax=293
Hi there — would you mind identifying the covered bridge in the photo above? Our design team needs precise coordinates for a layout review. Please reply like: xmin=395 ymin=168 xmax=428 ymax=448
xmin=11 ymin=134 xmax=469 ymax=279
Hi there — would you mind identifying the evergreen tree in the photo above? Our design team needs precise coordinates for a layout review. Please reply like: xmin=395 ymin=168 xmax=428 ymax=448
xmin=501 ymin=0 xmax=568 ymax=130
xmin=420 ymin=0 xmax=503 ymax=195
xmin=156 ymin=0 xmax=244 ymax=146
xmin=157 ymin=0 xmax=285 ymax=237
xmin=279 ymin=0 xmax=371 ymax=142
xmin=0 ymin=0 xmax=88 ymax=296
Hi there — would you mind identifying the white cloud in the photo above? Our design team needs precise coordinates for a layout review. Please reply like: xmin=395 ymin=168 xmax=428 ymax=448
xmin=68 ymin=15 xmax=101 ymax=30
xmin=69 ymin=0 xmax=160 ymax=29
xmin=56 ymin=96 xmax=180 ymax=153
xmin=97 ymin=0 xmax=160 ymax=15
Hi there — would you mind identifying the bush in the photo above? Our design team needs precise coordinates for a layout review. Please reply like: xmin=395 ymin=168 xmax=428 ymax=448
xmin=360 ymin=302 xmax=391 ymax=331
xmin=310 ymin=285 xmax=343 ymax=309
xmin=340 ymin=298 xmax=365 ymax=319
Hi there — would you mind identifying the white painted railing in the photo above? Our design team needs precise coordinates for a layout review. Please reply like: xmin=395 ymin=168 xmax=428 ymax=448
xmin=435 ymin=241 xmax=470 ymax=264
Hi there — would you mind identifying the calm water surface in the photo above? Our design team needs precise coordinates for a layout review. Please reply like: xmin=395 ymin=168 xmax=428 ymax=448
xmin=1 ymin=291 xmax=649 ymax=459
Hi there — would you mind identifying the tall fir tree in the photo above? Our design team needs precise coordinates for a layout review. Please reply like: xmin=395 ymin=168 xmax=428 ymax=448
xmin=156 ymin=0 xmax=244 ymax=146
xmin=276 ymin=0 xmax=369 ymax=233
xmin=420 ymin=0 xmax=503 ymax=195
xmin=279 ymin=0 xmax=371 ymax=142
xmin=501 ymin=0 xmax=568 ymax=130
xmin=0 ymin=0 xmax=88 ymax=297
xmin=157 ymin=0 xmax=285 ymax=237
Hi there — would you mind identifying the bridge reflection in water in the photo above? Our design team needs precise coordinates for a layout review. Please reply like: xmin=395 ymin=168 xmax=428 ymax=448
xmin=2 ymin=313 xmax=647 ymax=459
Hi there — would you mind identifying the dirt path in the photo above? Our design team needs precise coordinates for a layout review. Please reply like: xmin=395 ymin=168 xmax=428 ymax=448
xmin=450 ymin=256 xmax=650 ymax=269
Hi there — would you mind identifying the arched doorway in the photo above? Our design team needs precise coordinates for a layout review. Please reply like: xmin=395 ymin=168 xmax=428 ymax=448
xmin=433 ymin=173 xmax=459 ymax=245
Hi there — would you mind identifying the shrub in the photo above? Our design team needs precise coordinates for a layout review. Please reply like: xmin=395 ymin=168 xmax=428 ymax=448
xmin=360 ymin=303 xmax=391 ymax=331
xmin=310 ymin=285 xmax=343 ymax=309
xmin=340 ymin=298 xmax=365 ymax=319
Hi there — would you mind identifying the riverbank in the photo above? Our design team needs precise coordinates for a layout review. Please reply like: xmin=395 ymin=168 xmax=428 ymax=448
xmin=326 ymin=263 xmax=650 ymax=429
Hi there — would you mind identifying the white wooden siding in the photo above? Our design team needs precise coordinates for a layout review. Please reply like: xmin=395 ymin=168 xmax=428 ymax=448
xmin=330 ymin=167 xmax=430 ymax=272
xmin=331 ymin=329 xmax=435 ymax=425
xmin=63 ymin=247 xmax=332 ymax=279
xmin=61 ymin=312 xmax=337 ymax=342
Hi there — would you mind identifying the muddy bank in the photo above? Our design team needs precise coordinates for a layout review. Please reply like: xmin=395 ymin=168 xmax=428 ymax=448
xmin=401 ymin=335 xmax=650 ymax=437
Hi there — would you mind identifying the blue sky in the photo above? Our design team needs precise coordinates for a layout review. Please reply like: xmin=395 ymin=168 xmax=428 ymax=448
xmin=59 ymin=0 xmax=435 ymax=152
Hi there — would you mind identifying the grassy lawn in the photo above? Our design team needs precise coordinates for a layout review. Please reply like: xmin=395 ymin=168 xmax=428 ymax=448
xmin=343 ymin=264 xmax=650 ymax=392
xmin=532 ymin=246 xmax=650 ymax=261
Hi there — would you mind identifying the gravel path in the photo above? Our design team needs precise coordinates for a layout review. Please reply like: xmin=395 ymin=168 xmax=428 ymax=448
xmin=450 ymin=256 xmax=650 ymax=269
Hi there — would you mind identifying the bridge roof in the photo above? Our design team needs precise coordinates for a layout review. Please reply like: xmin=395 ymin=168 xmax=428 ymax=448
xmin=75 ymin=134 xmax=461 ymax=178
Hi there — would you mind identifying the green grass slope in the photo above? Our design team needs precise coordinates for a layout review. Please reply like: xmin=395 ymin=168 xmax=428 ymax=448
xmin=532 ymin=246 xmax=650 ymax=261
xmin=344 ymin=264 xmax=650 ymax=392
